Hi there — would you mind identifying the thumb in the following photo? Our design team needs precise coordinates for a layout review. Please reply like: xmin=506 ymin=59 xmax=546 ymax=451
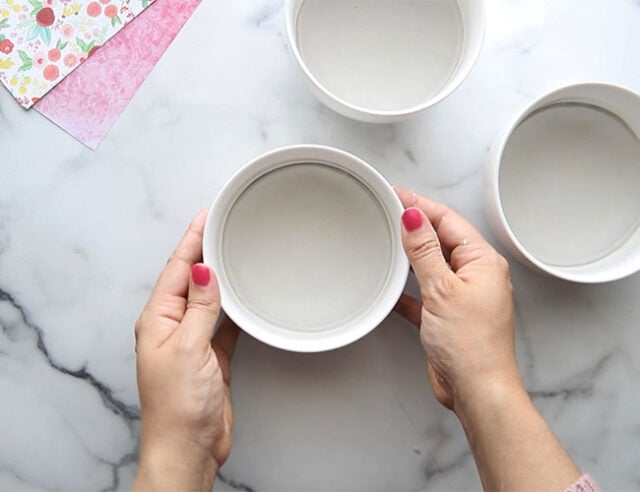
xmin=178 ymin=263 xmax=221 ymax=346
xmin=401 ymin=207 xmax=455 ymax=297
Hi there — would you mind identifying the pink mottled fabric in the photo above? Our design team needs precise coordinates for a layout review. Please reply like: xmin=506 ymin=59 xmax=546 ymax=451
xmin=35 ymin=0 xmax=201 ymax=149
xmin=565 ymin=474 xmax=600 ymax=492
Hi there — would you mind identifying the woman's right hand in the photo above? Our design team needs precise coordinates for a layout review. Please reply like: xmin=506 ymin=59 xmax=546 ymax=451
xmin=394 ymin=188 xmax=584 ymax=491
xmin=394 ymin=187 xmax=520 ymax=412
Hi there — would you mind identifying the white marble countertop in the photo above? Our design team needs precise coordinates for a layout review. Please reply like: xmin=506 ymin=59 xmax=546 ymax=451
xmin=1 ymin=1 xmax=640 ymax=490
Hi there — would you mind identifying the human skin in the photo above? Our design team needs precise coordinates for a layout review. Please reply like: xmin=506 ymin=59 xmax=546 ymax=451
xmin=394 ymin=187 xmax=581 ymax=491
xmin=132 ymin=209 xmax=239 ymax=492
xmin=131 ymin=195 xmax=581 ymax=491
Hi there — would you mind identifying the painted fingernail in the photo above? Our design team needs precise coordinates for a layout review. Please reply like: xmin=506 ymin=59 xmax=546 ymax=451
xmin=402 ymin=208 xmax=423 ymax=231
xmin=192 ymin=264 xmax=210 ymax=286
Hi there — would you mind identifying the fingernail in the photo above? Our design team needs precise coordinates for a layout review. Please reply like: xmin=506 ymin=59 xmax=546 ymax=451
xmin=192 ymin=264 xmax=210 ymax=286
xmin=402 ymin=208 xmax=423 ymax=232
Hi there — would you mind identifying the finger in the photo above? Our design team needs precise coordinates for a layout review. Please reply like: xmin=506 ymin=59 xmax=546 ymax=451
xmin=401 ymin=207 xmax=456 ymax=296
xmin=136 ymin=209 xmax=209 ymax=348
xmin=396 ymin=186 xmax=451 ymax=223
xmin=395 ymin=186 xmax=418 ymax=207
xmin=395 ymin=187 xmax=486 ymax=249
xmin=396 ymin=187 xmax=493 ymax=273
xmin=213 ymin=315 xmax=241 ymax=385
xmin=394 ymin=293 xmax=422 ymax=329
xmin=175 ymin=263 xmax=221 ymax=348
xmin=146 ymin=209 xmax=208 ymax=315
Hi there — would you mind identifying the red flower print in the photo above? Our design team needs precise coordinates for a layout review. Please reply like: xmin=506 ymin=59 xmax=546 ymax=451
xmin=36 ymin=7 xmax=55 ymax=27
xmin=87 ymin=2 xmax=101 ymax=17
xmin=33 ymin=52 xmax=46 ymax=68
xmin=43 ymin=64 xmax=59 ymax=81
xmin=48 ymin=48 xmax=61 ymax=61
xmin=104 ymin=4 xmax=117 ymax=18
xmin=0 ymin=39 xmax=14 ymax=54
xmin=63 ymin=52 xmax=77 ymax=67
xmin=60 ymin=24 xmax=74 ymax=38
xmin=99 ymin=0 xmax=110 ymax=4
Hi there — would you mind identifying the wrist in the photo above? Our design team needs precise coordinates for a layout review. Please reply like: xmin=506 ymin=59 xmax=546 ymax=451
xmin=134 ymin=434 xmax=218 ymax=492
xmin=451 ymin=372 xmax=581 ymax=491
xmin=453 ymin=372 xmax=530 ymax=429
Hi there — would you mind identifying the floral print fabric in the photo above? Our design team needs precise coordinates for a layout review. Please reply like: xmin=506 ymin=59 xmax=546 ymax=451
xmin=35 ymin=0 xmax=201 ymax=149
xmin=0 ymin=0 xmax=154 ymax=108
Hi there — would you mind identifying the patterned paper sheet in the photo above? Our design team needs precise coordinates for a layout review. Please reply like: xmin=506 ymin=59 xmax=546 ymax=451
xmin=0 ymin=0 xmax=154 ymax=108
xmin=35 ymin=0 xmax=201 ymax=149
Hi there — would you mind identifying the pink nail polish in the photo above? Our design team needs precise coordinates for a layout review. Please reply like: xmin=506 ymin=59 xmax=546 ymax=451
xmin=192 ymin=264 xmax=210 ymax=286
xmin=402 ymin=208 xmax=423 ymax=231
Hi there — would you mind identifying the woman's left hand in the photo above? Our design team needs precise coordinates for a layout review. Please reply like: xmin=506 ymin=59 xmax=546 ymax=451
xmin=132 ymin=209 xmax=239 ymax=492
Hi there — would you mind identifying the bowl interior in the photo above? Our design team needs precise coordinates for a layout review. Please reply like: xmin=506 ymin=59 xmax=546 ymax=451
xmin=288 ymin=0 xmax=484 ymax=115
xmin=223 ymin=162 xmax=392 ymax=331
xmin=204 ymin=146 xmax=408 ymax=351
xmin=498 ymin=84 xmax=640 ymax=281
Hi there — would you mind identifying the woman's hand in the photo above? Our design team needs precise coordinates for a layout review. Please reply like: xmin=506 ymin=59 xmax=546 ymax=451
xmin=133 ymin=209 xmax=239 ymax=492
xmin=393 ymin=187 xmax=519 ymax=411
xmin=395 ymin=188 xmax=581 ymax=491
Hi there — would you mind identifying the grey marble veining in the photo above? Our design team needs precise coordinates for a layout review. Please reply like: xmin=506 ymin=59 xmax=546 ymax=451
xmin=1 ymin=0 xmax=640 ymax=491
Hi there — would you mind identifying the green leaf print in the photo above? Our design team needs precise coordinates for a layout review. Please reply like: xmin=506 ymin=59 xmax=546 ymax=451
xmin=76 ymin=37 xmax=96 ymax=53
xmin=27 ymin=24 xmax=51 ymax=45
xmin=56 ymin=39 xmax=67 ymax=51
xmin=28 ymin=0 xmax=43 ymax=12
xmin=76 ymin=37 xmax=89 ymax=52
xmin=17 ymin=50 xmax=32 ymax=71
xmin=18 ymin=50 xmax=31 ymax=63
xmin=0 ymin=18 xmax=9 ymax=29
xmin=25 ymin=24 xmax=40 ymax=41
xmin=40 ymin=26 xmax=51 ymax=45
xmin=17 ymin=18 xmax=33 ymax=29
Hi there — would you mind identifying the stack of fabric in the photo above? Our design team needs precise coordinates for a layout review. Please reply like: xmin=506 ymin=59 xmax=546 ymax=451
xmin=0 ymin=0 xmax=202 ymax=148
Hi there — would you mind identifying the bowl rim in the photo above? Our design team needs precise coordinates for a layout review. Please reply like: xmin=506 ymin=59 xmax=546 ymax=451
xmin=488 ymin=81 xmax=640 ymax=283
xmin=284 ymin=0 xmax=486 ymax=120
xmin=203 ymin=144 xmax=409 ymax=351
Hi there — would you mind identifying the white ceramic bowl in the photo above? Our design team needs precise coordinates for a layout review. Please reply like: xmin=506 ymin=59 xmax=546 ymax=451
xmin=203 ymin=145 xmax=409 ymax=352
xmin=285 ymin=0 xmax=485 ymax=123
xmin=485 ymin=82 xmax=640 ymax=283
